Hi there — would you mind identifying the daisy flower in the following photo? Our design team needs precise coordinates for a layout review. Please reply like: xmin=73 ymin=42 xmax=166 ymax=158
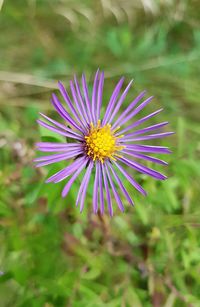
xmin=34 ymin=70 xmax=173 ymax=216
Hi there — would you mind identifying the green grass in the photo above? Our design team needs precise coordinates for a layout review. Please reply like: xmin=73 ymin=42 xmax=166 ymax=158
xmin=0 ymin=1 xmax=200 ymax=306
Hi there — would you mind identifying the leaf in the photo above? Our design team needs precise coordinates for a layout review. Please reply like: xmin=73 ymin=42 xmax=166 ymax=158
xmin=39 ymin=124 xmax=64 ymax=142
xmin=177 ymin=117 xmax=185 ymax=157
xmin=0 ymin=201 xmax=12 ymax=217
xmin=126 ymin=288 xmax=143 ymax=307
xmin=163 ymin=293 xmax=176 ymax=307
xmin=0 ymin=0 xmax=4 ymax=11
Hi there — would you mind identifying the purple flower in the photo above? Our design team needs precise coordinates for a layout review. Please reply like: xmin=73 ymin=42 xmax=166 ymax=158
xmin=34 ymin=70 xmax=173 ymax=215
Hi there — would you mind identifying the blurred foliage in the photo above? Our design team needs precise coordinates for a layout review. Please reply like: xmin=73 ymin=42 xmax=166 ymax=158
xmin=0 ymin=0 xmax=200 ymax=306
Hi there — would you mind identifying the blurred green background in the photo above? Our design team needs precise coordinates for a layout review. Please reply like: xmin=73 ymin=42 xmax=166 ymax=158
xmin=0 ymin=0 xmax=200 ymax=306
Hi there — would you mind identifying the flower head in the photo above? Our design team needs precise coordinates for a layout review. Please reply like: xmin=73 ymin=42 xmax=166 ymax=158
xmin=34 ymin=70 xmax=173 ymax=216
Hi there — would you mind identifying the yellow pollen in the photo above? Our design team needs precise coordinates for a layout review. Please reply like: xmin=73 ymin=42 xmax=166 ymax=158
xmin=85 ymin=120 xmax=125 ymax=163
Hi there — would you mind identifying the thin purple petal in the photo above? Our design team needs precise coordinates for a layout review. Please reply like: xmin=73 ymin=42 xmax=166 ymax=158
xmin=118 ymin=96 xmax=154 ymax=127
xmin=78 ymin=161 xmax=93 ymax=212
xmin=92 ymin=69 xmax=100 ymax=125
xmin=116 ymin=108 xmax=163 ymax=136
xmin=46 ymin=157 xmax=85 ymax=183
xmin=82 ymin=74 xmax=93 ymax=123
xmin=112 ymin=91 xmax=146 ymax=130
xmin=121 ymin=132 xmax=174 ymax=142
xmin=123 ymin=122 xmax=168 ymax=138
xmin=118 ymin=156 xmax=167 ymax=180
xmin=74 ymin=75 xmax=90 ymax=124
xmin=36 ymin=144 xmax=83 ymax=153
xmin=52 ymin=93 xmax=84 ymax=133
xmin=36 ymin=142 xmax=83 ymax=153
xmin=102 ymin=77 xmax=124 ymax=125
xmin=102 ymin=163 xmax=113 ymax=216
xmin=62 ymin=160 xmax=88 ymax=197
xmin=70 ymin=80 xmax=88 ymax=128
xmin=76 ymin=161 xmax=91 ymax=206
xmin=37 ymin=120 xmax=83 ymax=141
xmin=122 ymin=150 xmax=168 ymax=165
xmin=105 ymin=164 xmax=124 ymax=212
xmin=38 ymin=113 xmax=83 ymax=139
xmin=39 ymin=112 xmax=82 ymax=135
xmin=58 ymin=81 xmax=86 ymax=128
xmin=98 ymin=162 xmax=104 ymax=214
xmin=123 ymin=144 xmax=171 ymax=154
xmin=113 ymin=161 xmax=147 ymax=196
xmin=108 ymin=162 xmax=134 ymax=206
xmin=96 ymin=71 xmax=104 ymax=122
xmin=35 ymin=150 xmax=82 ymax=167
xmin=34 ymin=150 xmax=82 ymax=162
xmin=93 ymin=161 xmax=99 ymax=213
xmin=108 ymin=79 xmax=133 ymax=124
xmin=36 ymin=142 xmax=81 ymax=148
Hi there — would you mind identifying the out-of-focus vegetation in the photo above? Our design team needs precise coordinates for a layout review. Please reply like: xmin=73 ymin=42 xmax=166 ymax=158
xmin=0 ymin=0 xmax=200 ymax=306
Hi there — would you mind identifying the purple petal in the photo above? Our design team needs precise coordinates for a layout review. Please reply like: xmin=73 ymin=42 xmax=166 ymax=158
xmin=118 ymin=96 xmax=154 ymax=127
xmin=58 ymin=81 xmax=86 ymax=129
xmin=62 ymin=159 xmax=88 ymax=197
xmin=92 ymin=69 xmax=100 ymax=125
xmin=76 ymin=161 xmax=93 ymax=212
xmin=98 ymin=162 xmax=104 ymax=214
xmin=38 ymin=113 xmax=83 ymax=139
xmin=46 ymin=157 xmax=85 ymax=183
xmin=39 ymin=112 xmax=82 ymax=135
xmin=123 ymin=144 xmax=171 ymax=154
xmin=112 ymin=91 xmax=146 ymax=130
xmin=123 ymin=122 xmax=168 ymax=138
xmin=102 ymin=77 xmax=124 ymax=126
xmin=113 ymin=161 xmax=147 ymax=196
xmin=122 ymin=150 xmax=168 ymax=165
xmin=108 ymin=79 xmax=133 ymax=124
xmin=116 ymin=108 xmax=163 ymax=136
xmin=52 ymin=93 xmax=84 ymax=132
xmin=36 ymin=143 xmax=83 ymax=153
xmin=93 ymin=161 xmax=99 ymax=213
xmin=118 ymin=156 xmax=167 ymax=180
xmin=34 ymin=150 xmax=82 ymax=162
xmin=35 ymin=150 xmax=82 ymax=167
xmin=108 ymin=162 xmax=134 ymax=206
xmin=74 ymin=75 xmax=90 ymax=124
xmin=82 ymin=74 xmax=93 ymax=123
xmin=36 ymin=142 xmax=83 ymax=153
xmin=96 ymin=71 xmax=104 ymax=121
xmin=76 ymin=161 xmax=90 ymax=205
xmin=51 ymin=95 xmax=69 ymax=123
xmin=121 ymin=132 xmax=174 ymax=142
xmin=37 ymin=120 xmax=83 ymax=141
xmin=102 ymin=163 xmax=113 ymax=216
xmin=105 ymin=164 xmax=124 ymax=212
xmin=70 ymin=80 xmax=88 ymax=128
xmin=36 ymin=142 xmax=81 ymax=148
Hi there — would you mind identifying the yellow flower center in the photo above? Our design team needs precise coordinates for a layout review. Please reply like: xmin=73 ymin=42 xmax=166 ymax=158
xmin=84 ymin=120 xmax=124 ymax=163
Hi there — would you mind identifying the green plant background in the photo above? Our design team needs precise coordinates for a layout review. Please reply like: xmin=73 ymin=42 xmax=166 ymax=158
xmin=0 ymin=1 xmax=200 ymax=306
